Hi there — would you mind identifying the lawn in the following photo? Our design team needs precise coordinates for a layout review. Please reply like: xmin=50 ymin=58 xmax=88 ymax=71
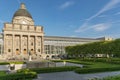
xmin=52 ymin=59 xmax=120 ymax=68
xmin=52 ymin=58 xmax=120 ymax=74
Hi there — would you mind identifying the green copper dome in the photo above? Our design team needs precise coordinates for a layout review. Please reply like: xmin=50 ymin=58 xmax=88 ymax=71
xmin=13 ymin=3 xmax=32 ymax=19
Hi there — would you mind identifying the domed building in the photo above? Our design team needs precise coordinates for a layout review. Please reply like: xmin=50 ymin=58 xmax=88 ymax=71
xmin=1 ymin=3 xmax=113 ymax=60
xmin=3 ymin=3 xmax=44 ymax=59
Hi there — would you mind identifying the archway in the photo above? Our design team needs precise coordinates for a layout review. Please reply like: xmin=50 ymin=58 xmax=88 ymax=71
xmin=16 ymin=49 xmax=19 ymax=55
xmin=31 ymin=49 xmax=34 ymax=54
xmin=23 ymin=49 xmax=27 ymax=54
xmin=46 ymin=55 xmax=49 ymax=59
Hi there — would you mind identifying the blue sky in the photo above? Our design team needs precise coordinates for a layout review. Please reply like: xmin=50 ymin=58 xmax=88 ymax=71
xmin=0 ymin=0 xmax=120 ymax=38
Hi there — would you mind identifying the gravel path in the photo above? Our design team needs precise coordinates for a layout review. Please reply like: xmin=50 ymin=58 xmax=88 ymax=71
xmin=34 ymin=71 xmax=120 ymax=80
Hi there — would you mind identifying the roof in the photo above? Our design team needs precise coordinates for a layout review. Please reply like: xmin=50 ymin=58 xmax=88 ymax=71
xmin=44 ymin=36 xmax=100 ymax=42
xmin=13 ymin=3 xmax=32 ymax=19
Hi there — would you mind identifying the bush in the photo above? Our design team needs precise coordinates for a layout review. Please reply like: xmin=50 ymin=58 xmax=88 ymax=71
xmin=0 ymin=69 xmax=37 ymax=80
xmin=9 ymin=61 xmax=26 ymax=64
xmin=0 ymin=61 xmax=25 ymax=65
xmin=19 ymin=66 xmax=79 ymax=73
xmin=0 ymin=62 xmax=9 ymax=65
xmin=75 ymin=67 xmax=120 ymax=74
xmin=102 ymin=75 xmax=120 ymax=80
xmin=0 ymin=72 xmax=37 ymax=80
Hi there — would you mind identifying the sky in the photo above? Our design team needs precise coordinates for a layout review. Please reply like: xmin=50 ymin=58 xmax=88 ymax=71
xmin=0 ymin=0 xmax=120 ymax=39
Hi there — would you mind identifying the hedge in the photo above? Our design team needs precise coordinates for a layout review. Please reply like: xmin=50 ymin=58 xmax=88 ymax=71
xmin=79 ymin=58 xmax=120 ymax=64
xmin=102 ymin=75 xmax=120 ymax=80
xmin=0 ymin=61 xmax=25 ymax=65
xmin=18 ymin=66 xmax=79 ymax=74
xmin=75 ymin=67 xmax=120 ymax=74
xmin=0 ymin=70 xmax=37 ymax=80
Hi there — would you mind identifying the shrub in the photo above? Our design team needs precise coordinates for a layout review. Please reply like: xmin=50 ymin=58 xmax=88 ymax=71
xmin=19 ymin=66 xmax=79 ymax=73
xmin=9 ymin=61 xmax=26 ymax=64
xmin=0 ymin=69 xmax=37 ymax=80
xmin=0 ymin=61 xmax=25 ymax=65
xmin=102 ymin=75 xmax=120 ymax=80
xmin=75 ymin=67 xmax=120 ymax=74
xmin=0 ymin=62 xmax=9 ymax=65
xmin=0 ymin=72 xmax=37 ymax=80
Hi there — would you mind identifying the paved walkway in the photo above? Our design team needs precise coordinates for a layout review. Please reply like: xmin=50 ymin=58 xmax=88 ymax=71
xmin=34 ymin=71 xmax=120 ymax=80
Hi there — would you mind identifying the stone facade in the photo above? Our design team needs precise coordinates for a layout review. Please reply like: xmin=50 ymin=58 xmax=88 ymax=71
xmin=3 ymin=3 xmax=44 ymax=60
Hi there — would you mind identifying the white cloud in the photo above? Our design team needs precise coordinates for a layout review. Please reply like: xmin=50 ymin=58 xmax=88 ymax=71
xmin=70 ymin=35 xmax=77 ymax=37
xmin=75 ymin=0 xmax=120 ymax=33
xmin=75 ymin=23 xmax=111 ymax=32
xmin=87 ymin=0 xmax=120 ymax=21
xmin=98 ymin=15 xmax=107 ymax=18
xmin=93 ymin=23 xmax=111 ymax=31
xmin=59 ymin=1 xmax=74 ymax=9
xmin=75 ymin=22 xmax=89 ymax=32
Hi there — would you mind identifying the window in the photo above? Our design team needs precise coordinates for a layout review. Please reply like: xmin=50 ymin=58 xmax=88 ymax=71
xmin=31 ymin=49 xmax=33 ymax=51
xmin=8 ymin=49 xmax=11 ymax=52
xmin=16 ymin=49 xmax=19 ymax=51
xmin=31 ymin=42 xmax=33 ymax=46
xmin=24 ymin=49 xmax=26 ymax=51
xmin=38 ymin=49 xmax=40 ymax=52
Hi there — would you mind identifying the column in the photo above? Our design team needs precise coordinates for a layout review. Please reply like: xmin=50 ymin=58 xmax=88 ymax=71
xmin=35 ymin=36 xmax=37 ymax=54
xmin=12 ymin=34 xmax=14 ymax=56
xmin=41 ymin=36 xmax=44 ymax=54
xmin=1 ymin=44 xmax=2 ymax=55
xmin=3 ymin=34 xmax=6 ymax=54
xmin=28 ymin=35 xmax=30 ymax=54
xmin=20 ymin=35 xmax=22 ymax=54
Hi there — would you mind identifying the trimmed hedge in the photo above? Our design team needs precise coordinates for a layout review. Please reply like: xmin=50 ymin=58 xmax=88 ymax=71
xmin=18 ymin=66 xmax=79 ymax=74
xmin=0 ymin=61 xmax=25 ymax=65
xmin=66 ymin=60 xmax=92 ymax=65
xmin=102 ymin=75 xmax=120 ymax=80
xmin=79 ymin=58 xmax=120 ymax=64
xmin=0 ymin=72 xmax=37 ymax=80
xmin=9 ymin=61 xmax=26 ymax=64
xmin=0 ymin=62 xmax=9 ymax=65
xmin=75 ymin=67 xmax=120 ymax=74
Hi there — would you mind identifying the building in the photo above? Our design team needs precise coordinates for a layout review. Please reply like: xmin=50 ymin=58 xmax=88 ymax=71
xmin=0 ymin=3 xmax=112 ymax=60
xmin=3 ymin=3 xmax=44 ymax=60
xmin=44 ymin=36 xmax=103 ymax=59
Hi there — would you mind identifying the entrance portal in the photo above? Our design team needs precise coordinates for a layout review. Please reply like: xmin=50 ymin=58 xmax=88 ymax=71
xmin=23 ymin=49 xmax=27 ymax=54
xmin=31 ymin=49 xmax=34 ymax=54
xmin=16 ymin=49 xmax=19 ymax=55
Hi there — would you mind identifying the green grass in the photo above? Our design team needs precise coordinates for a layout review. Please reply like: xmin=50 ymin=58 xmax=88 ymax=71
xmin=99 ymin=75 xmax=120 ymax=80
xmin=62 ymin=59 xmax=120 ymax=68
xmin=53 ymin=59 xmax=120 ymax=74
xmin=0 ymin=71 xmax=6 ymax=76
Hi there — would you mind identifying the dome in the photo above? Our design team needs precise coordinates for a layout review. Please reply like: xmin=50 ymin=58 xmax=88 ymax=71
xmin=13 ymin=3 xmax=32 ymax=19
xmin=13 ymin=9 xmax=32 ymax=18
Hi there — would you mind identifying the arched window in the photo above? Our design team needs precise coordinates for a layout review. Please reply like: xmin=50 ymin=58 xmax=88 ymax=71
xmin=8 ymin=49 xmax=11 ymax=52
xmin=38 ymin=49 xmax=40 ymax=52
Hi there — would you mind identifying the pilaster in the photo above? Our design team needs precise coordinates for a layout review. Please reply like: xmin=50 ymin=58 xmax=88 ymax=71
xmin=20 ymin=35 xmax=22 ymax=54
xmin=12 ymin=34 xmax=14 ymax=56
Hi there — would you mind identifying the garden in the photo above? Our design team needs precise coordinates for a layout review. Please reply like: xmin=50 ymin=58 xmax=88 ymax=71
xmin=0 ymin=39 xmax=120 ymax=80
